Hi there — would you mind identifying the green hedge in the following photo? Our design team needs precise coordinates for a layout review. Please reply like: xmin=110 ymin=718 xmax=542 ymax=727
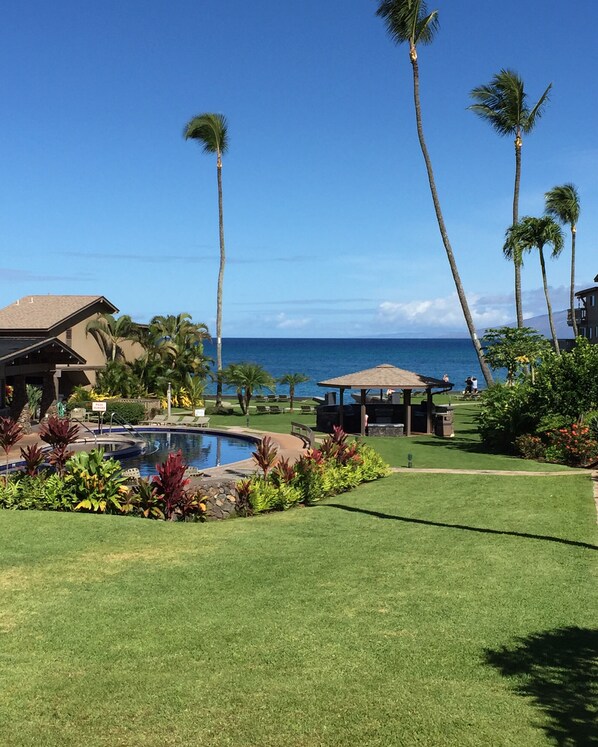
xmin=105 ymin=401 xmax=146 ymax=424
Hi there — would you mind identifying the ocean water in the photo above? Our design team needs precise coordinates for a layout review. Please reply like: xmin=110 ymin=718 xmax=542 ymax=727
xmin=204 ymin=338 xmax=494 ymax=398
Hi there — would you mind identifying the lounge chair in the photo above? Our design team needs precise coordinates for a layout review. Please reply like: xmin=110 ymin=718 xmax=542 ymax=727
xmin=183 ymin=466 xmax=204 ymax=478
xmin=268 ymin=405 xmax=283 ymax=415
xmin=256 ymin=405 xmax=269 ymax=415
xmin=122 ymin=467 xmax=141 ymax=484
xmin=191 ymin=416 xmax=210 ymax=428
xmin=278 ymin=394 xmax=288 ymax=402
xmin=300 ymin=405 xmax=314 ymax=414
xmin=141 ymin=413 xmax=168 ymax=425
xmin=267 ymin=394 xmax=277 ymax=402
xmin=70 ymin=407 xmax=87 ymax=422
xmin=180 ymin=415 xmax=196 ymax=426
xmin=165 ymin=415 xmax=184 ymax=426
xmin=255 ymin=395 xmax=267 ymax=402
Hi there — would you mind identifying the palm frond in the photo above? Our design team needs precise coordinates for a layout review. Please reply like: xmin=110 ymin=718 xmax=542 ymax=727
xmin=183 ymin=113 xmax=228 ymax=155
xmin=376 ymin=0 xmax=439 ymax=46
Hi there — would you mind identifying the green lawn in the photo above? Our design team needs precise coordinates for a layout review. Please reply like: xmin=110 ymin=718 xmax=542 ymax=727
xmin=1 ymin=471 xmax=596 ymax=746
xmin=206 ymin=401 xmax=579 ymax=473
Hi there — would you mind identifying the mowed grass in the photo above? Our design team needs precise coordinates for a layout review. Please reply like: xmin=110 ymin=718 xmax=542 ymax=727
xmin=1 ymin=471 xmax=596 ymax=746
xmin=208 ymin=401 xmax=579 ymax=472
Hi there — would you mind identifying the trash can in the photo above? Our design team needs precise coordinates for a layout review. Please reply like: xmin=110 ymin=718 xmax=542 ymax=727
xmin=435 ymin=411 xmax=454 ymax=438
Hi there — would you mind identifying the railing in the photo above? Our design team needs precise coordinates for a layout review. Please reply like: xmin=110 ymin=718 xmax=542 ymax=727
xmin=75 ymin=420 xmax=99 ymax=448
xmin=567 ymin=308 xmax=586 ymax=326
xmin=291 ymin=422 xmax=315 ymax=448
xmin=108 ymin=412 xmax=155 ymax=453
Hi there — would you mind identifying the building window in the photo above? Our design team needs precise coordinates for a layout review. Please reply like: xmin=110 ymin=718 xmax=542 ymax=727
xmin=590 ymin=327 xmax=594 ymax=339
xmin=591 ymin=295 xmax=596 ymax=307
xmin=66 ymin=328 xmax=72 ymax=346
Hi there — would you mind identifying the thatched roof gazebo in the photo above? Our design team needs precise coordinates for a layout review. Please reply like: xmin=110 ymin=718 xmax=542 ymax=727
xmin=318 ymin=363 xmax=451 ymax=436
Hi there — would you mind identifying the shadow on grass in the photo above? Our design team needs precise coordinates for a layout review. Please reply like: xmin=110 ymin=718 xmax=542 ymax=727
xmin=405 ymin=436 xmax=499 ymax=456
xmin=484 ymin=627 xmax=598 ymax=746
xmin=323 ymin=504 xmax=598 ymax=551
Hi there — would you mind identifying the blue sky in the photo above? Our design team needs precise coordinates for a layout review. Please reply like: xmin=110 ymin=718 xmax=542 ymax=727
xmin=1 ymin=1 xmax=596 ymax=337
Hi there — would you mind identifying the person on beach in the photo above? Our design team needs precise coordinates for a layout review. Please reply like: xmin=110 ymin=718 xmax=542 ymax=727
xmin=464 ymin=376 xmax=473 ymax=395
xmin=471 ymin=377 xmax=478 ymax=394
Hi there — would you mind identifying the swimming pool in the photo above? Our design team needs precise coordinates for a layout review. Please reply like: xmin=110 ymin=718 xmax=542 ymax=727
xmin=118 ymin=429 xmax=257 ymax=477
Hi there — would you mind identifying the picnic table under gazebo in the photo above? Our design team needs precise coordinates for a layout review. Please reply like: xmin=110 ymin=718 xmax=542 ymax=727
xmin=317 ymin=363 xmax=452 ymax=437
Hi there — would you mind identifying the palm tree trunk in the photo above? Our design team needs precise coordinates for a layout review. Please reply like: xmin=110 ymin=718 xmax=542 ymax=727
xmin=538 ymin=247 xmax=560 ymax=355
xmin=410 ymin=45 xmax=493 ymax=386
xmin=513 ymin=135 xmax=523 ymax=328
xmin=570 ymin=225 xmax=578 ymax=338
xmin=216 ymin=152 xmax=226 ymax=407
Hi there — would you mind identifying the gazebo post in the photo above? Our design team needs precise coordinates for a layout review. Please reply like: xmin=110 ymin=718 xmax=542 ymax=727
xmin=360 ymin=388 xmax=367 ymax=436
xmin=404 ymin=389 xmax=412 ymax=436
xmin=339 ymin=387 xmax=345 ymax=429
xmin=426 ymin=387 xmax=433 ymax=434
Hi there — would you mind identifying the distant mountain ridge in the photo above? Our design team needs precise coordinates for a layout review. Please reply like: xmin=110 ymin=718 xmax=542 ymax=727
xmin=501 ymin=309 xmax=573 ymax=340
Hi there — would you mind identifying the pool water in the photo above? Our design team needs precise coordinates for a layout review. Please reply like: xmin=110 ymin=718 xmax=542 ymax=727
xmin=120 ymin=429 xmax=257 ymax=477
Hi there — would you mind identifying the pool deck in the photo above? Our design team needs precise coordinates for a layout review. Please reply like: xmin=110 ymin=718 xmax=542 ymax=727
xmin=2 ymin=424 xmax=308 ymax=477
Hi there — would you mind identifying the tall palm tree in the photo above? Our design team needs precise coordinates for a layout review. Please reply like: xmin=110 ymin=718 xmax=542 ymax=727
xmin=469 ymin=70 xmax=552 ymax=327
xmin=504 ymin=217 xmax=564 ymax=353
xmin=544 ymin=183 xmax=581 ymax=337
xmin=85 ymin=314 xmax=137 ymax=362
xmin=376 ymin=0 xmax=493 ymax=386
xmin=184 ymin=113 xmax=229 ymax=407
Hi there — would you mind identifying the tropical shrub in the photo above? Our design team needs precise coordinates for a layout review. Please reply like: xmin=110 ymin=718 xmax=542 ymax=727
xmin=477 ymin=383 xmax=537 ymax=452
xmin=544 ymin=424 xmax=598 ymax=467
xmin=64 ymin=449 xmax=128 ymax=513
xmin=514 ymin=434 xmax=546 ymax=461
xmin=0 ymin=417 xmax=24 ymax=476
xmin=125 ymin=478 xmax=165 ymax=519
xmin=241 ymin=429 xmax=390 ymax=514
xmin=152 ymin=450 xmax=192 ymax=520
xmin=252 ymin=436 xmax=278 ymax=478
xmin=39 ymin=416 xmax=80 ymax=475
xmin=26 ymin=384 xmax=43 ymax=422
xmin=19 ymin=444 xmax=46 ymax=476
xmin=0 ymin=473 xmax=76 ymax=511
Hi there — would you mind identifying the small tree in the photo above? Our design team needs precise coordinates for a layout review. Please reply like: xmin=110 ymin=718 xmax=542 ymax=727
xmin=0 ymin=417 xmax=24 ymax=480
xmin=278 ymin=373 xmax=309 ymax=411
xmin=223 ymin=363 xmax=275 ymax=415
xmin=482 ymin=327 xmax=551 ymax=385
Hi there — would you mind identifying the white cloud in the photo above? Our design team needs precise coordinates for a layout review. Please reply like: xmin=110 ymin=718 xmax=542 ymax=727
xmin=272 ymin=313 xmax=311 ymax=330
xmin=377 ymin=292 xmax=513 ymax=332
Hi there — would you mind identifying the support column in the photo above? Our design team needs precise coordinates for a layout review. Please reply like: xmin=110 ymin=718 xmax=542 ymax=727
xmin=339 ymin=387 xmax=345 ymax=430
xmin=40 ymin=372 xmax=59 ymax=420
xmin=404 ymin=389 xmax=412 ymax=436
xmin=360 ymin=389 xmax=367 ymax=436
xmin=426 ymin=388 xmax=434 ymax=434
xmin=10 ymin=375 xmax=31 ymax=434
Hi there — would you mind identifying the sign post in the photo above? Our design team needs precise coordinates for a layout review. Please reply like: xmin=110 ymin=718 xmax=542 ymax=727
xmin=92 ymin=401 xmax=107 ymax=434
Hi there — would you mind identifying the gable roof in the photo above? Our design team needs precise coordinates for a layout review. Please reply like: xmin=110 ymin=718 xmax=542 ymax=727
xmin=0 ymin=337 xmax=86 ymax=366
xmin=0 ymin=295 xmax=118 ymax=333
xmin=318 ymin=363 xmax=449 ymax=390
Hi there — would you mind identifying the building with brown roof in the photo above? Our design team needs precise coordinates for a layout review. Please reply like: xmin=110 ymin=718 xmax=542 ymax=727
xmin=0 ymin=295 xmax=138 ymax=426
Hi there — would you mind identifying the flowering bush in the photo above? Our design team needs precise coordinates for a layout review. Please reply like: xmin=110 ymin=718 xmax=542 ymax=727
xmin=514 ymin=434 xmax=546 ymax=461
xmin=545 ymin=424 xmax=598 ymax=467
